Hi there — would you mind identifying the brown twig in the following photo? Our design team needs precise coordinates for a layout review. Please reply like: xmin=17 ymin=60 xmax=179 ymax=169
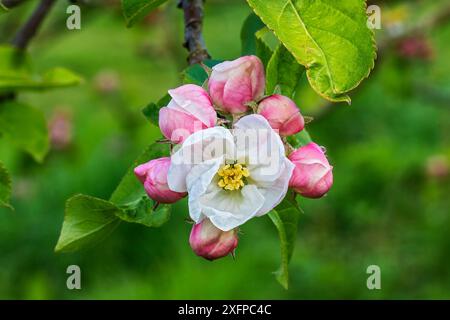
xmin=11 ymin=0 xmax=56 ymax=50
xmin=178 ymin=0 xmax=210 ymax=65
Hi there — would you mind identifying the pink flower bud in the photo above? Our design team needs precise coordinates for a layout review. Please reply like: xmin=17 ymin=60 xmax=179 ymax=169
xmin=134 ymin=157 xmax=186 ymax=204
xmin=48 ymin=109 xmax=73 ymax=150
xmin=189 ymin=219 xmax=238 ymax=261
xmin=426 ymin=155 xmax=449 ymax=179
xmin=288 ymin=143 xmax=333 ymax=198
xmin=159 ymin=84 xmax=217 ymax=144
xmin=258 ymin=94 xmax=304 ymax=136
xmin=208 ymin=55 xmax=265 ymax=114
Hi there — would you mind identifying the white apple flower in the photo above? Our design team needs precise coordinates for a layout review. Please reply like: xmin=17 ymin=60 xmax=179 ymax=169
xmin=167 ymin=114 xmax=294 ymax=231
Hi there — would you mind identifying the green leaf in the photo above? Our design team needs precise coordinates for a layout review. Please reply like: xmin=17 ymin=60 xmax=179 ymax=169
xmin=55 ymin=143 xmax=172 ymax=252
xmin=241 ymin=13 xmax=266 ymax=55
xmin=39 ymin=67 xmax=83 ymax=88
xmin=55 ymin=195 xmax=122 ymax=253
xmin=0 ymin=45 xmax=82 ymax=91
xmin=266 ymin=44 xmax=305 ymax=97
xmin=255 ymin=28 xmax=278 ymax=67
xmin=142 ymin=102 xmax=159 ymax=126
xmin=0 ymin=101 xmax=49 ymax=162
xmin=246 ymin=0 xmax=376 ymax=103
xmin=110 ymin=143 xmax=172 ymax=227
xmin=142 ymin=94 xmax=170 ymax=126
xmin=268 ymin=192 xmax=302 ymax=289
xmin=255 ymin=27 xmax=279 ymax=52
xmin=182 ymin=60 xmax=221 ymax=86
xmin=121 ymin=0 xmax=167 ymax=27
xmin=110 ymin=143 xmax=169 ymax=206
xmin=286 ymin=129 xmax=312 ymax=149
xmin=115 ymin=196 xmax=171 ymax=227
xmin=240 ymin=14 xmax=279 ymax=67
xmin=0 ymin=161 xmax=13 ymax=210
xmin=0 ymin=67 xmax=82 ymax=91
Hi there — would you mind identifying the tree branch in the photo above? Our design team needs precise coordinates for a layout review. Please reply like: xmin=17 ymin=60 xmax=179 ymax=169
xmin=11 ymin=0 xmax=55 ymax=50
xmin=178 ymin=0 xmax=210 ymax=65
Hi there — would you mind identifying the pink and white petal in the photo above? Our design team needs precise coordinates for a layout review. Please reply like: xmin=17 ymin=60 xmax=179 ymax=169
xmin=207 ymin=79 xmax=225 ymax=107
xmin=168 ymin=126 xmax=234 ymax=193
xmin=167 ymin=161 xmax=192 ymax=193
xmin=186 ymin=157 xmax=224 ymax=222
xmin=199 ymin=184 xmax=265 ymax=231
xmin=168 ymin=84 xmax=215 ymax=127
xmin=234 ymin=114 xmax=285 ymax=182
xmin=254 ymin=158 xmax=295 ymax=216
xmin=159 ymin=107 xmax=198 ymax=143
xmin=222 ymin=69 xmax=253 ymax=112
xmin=211 ymin=57 xmax=249 ymax=74
xmin=134 ymin=161 xmax=153 ymax=184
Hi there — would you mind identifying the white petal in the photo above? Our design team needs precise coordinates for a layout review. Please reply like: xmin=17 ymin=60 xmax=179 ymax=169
xmin=198 ymin=184 xmax=264 ymax=231
xmin=167 ymin=162 xmax=192 ymax=193
xmin=186 ymin=157 xmax=224 ymax=222
xmin=234 ymin=114 xmax=285 ymax=182
xmin=255 ymin=158 xmax=295 ymax=216
xmin=168 ymin=126 xmax=234 ymax=192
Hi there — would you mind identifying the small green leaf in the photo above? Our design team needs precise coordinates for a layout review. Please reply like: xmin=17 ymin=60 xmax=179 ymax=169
xmin=55 ymin=143 xmax=170 ymax=252
xmin=246 ymin=0 xmax=376 ymax=103
xmin=0 ymin=46 xmax=81 ymax=91
xmin=142 ymin=93 xmax=171 ymax=126
xmin=0 ymin=101 xmax=49 ymax=162
xmin=40 ymin=67 xmax=82 ymax=88
xmin=116 ymin=196 xmax=171 ymax=227
xmin=241 ymin=12 xmax=266 ymax=55
xmin=286 ymin=129 xmax=312 ymax=149
xmin=55 ymin=195 xmax=122 ymax=253
xmin=269 ymin=192 xmax=302 ymax=289
xmin=0 ymin=67 xmax=82 ymax=91
xmin=0 ymin=161 xmax=13 ymax=210
xmin=255 ymin=27 xmax=279 ymax=52
xmin=110 ymin=143 xmax=169 ymax=207
xmin=157 ymin=93 xmax=171 ymax=106
xmin=255 ymin=28 xmax=278 ymax=67
xmin=182 ymin=60 xmax=221 ymax=86
xmin=122 ymin=0 xmax=167 ymax=27
xmin=240 ymin=14 xmax=279 ymax=67
xmin=110 ymin=143 xmax=172 ymax=227
xmin=142 ymin=102 xmax=159 ymax=126
xmin=266 ymin=44 xmax=305 ymax=97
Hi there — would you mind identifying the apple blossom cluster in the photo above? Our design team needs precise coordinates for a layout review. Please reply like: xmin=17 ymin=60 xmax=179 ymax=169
xmin=134 ymin=56 xmax=333 ymax=261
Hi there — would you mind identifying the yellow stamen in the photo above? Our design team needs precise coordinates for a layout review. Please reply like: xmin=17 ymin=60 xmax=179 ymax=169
xmin=217 ymin=163 xmax=250 ymax=191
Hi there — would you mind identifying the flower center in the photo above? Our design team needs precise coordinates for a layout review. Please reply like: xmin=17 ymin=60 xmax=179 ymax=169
xmin=217 ymin=163 xmax=250 ymax=191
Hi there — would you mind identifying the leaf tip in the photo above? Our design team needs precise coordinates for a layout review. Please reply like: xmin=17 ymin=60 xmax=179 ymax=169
xmin=274 ymin=272 xmax=289 ymax=290
xmin=0 ymin=202 xmax=14 ymax=211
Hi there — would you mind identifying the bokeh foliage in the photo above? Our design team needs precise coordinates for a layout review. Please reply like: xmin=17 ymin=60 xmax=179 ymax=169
xmin=0 ymin=0 xmax=449 ymax=299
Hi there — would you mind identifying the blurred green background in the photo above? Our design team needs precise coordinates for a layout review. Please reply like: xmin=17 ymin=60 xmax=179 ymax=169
xmin=0 ymin=0 xmax=449 ymax=299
